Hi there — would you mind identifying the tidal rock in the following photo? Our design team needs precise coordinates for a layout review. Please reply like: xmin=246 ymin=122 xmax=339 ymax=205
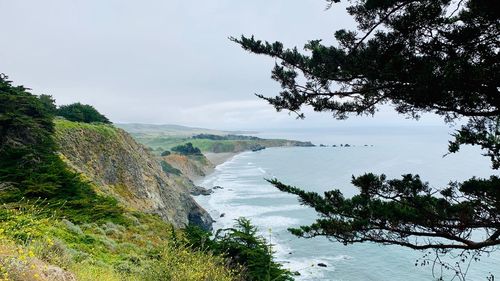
xmin=317 ymin=263 xmax=327 ymax=267
xmin=188 ymin=208 xmax=214 ymax=231
xmin=190 ymin=185 xmax=213 ymax=196
xmin=251 ymin=144 xmax=266 ymax=152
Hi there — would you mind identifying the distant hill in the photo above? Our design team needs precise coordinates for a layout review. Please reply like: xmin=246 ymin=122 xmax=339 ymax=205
xmin=116 ymin=123 xmax=252 ymax=137
xmin=117 ymin=123 xmax=314 ymax=154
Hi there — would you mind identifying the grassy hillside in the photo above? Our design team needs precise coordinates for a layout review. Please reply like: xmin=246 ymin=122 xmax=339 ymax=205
xmin=116 ymin=123 xmax=313 ymax=154
xmin=0 ymin=202 xmax=237 ymax=281
xmin=178 ymin=138 xmax=307 ymax=153
xmin=1 ymin=119 xmax=291 ymax=281
xmin=116 ymin=123 xmax=248 ymax=137
xmin=1 ymin=119 xmax=238 ymax=280
xmin=1 ymin=78 xmax=293 ymax=281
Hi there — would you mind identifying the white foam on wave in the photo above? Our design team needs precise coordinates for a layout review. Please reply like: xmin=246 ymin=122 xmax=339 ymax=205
xmin=275 ymin=252 xmax=356 ymax=281
xmin=211 ymin=203 xmax=306 ymax=220
xmin=280 ymin=257 xmax=335 ymax=281
xmin=232 ymin=193 xmax=292 ymax=200
xmin=330 ymin=254 xmax=353 ymax=261
xmin=251 ymin=215 xmax=301 ymax=230
xmin=213 ymin=152 xmax=251 ymax=171
xmin=196 ymin=150 xmax=343 ymax=280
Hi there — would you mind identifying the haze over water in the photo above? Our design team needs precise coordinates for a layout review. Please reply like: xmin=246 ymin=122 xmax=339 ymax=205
xmin=195 ymin=126 xmax=499 ymax=280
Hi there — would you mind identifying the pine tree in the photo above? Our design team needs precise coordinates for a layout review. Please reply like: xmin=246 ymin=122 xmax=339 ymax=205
xmin=232 ymin=0 xmax=499 ymax=278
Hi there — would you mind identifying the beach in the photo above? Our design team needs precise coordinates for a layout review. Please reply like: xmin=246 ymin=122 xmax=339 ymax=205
xmin=204 ymin=152 xmax=238 ymax=167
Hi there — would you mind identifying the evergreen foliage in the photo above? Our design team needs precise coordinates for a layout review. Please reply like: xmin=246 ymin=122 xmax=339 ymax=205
xmin=171 ymin=142 xmax=202 ymax=155
xmin=186 ymin=218 xmax=293 ymax=281
xmin=160 ymin=150 xmax=171 ymax=156
xmin=38 ymin=94 xmax=57 ymax=115
xmin=233 ymin=0 xmax=499 ymax=277
xmin=0 ymin=74 xmax=122 ymax=223
xmin=57 ymin=102 xmax=111 ymax=124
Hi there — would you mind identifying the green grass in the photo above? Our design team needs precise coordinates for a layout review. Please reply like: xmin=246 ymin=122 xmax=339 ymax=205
xmin=55 ymin=119 xmax=118 ymax=139
xmin=0 ymin=202 xmax=239 ymax=281
xmin=1 ymin=118 xmax=240 ymax=280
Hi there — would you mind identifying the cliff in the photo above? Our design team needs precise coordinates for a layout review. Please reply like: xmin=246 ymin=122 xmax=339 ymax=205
xmin=54 ymin=119 xmax=213 ymax=230
xmin=161 ymin=153 xmax=214 ymax=180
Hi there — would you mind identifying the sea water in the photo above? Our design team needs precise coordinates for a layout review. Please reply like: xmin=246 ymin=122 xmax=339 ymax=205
xmin=195 ymin=126 xmax=499 ymax=280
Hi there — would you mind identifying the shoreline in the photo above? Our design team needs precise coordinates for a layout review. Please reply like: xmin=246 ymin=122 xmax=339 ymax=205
xmin=204 ymin=152 xmax=239 ymax=167
xmin=194 ymin=149 xmax=310 ymax=279
xmin=191 ymin=152 xmax=241 ymax=185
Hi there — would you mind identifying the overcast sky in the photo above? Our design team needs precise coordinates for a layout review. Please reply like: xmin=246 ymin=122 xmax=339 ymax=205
xmin=0 ymin=0 xmax=444 ymax=130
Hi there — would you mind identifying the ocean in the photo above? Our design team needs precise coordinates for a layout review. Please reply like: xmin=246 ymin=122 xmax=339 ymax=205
xmin=194 ymin=126 xmax=499 ymax=280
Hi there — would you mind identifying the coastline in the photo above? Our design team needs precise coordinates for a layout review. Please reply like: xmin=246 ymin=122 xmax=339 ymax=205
xmin=193 ymin=149 xmax=310 ymax=279
xmin=191 ymin=152 xmax=240 ymax=185
xmin=204 ymin=152 xmax=239 ymax=167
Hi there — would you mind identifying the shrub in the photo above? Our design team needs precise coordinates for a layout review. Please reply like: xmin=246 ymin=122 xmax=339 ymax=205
xmin=57 ymin=103 xmax=110 ymax=124
xmin=171 ymin=143 xmax=201 ymax=155
xmin=186 ymin=218 xmax=293 ymax=281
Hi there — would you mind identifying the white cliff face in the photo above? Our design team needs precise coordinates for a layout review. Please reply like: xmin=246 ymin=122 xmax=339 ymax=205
xmin=55 ymin=122 xmax=213 ymax=230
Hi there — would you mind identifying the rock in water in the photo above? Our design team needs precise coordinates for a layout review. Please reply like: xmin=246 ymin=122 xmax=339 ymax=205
xmin=190 ymin=186 xmax=213 ymax=196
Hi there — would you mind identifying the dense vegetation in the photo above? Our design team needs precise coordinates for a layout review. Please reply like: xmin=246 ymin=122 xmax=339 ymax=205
xmin=233 ymin=0 xmax=499 ymax=279
xmin=160 ymin=150 xmax=171 ymax=156
xmin=186 ymin=218 xmax=293 ymax=281
xmin=0 ymin=74 xmax=121 ymax=223
xmin=57 ymin=102 xmax=111 ymax=124
xmin=0 ymin=203 xmax=237 ymax=281
xmin=171 ymin=142 xmax=202 ymax=155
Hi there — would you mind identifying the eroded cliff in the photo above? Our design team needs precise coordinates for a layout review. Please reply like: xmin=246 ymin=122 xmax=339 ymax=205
xmin=54 ymin=119 xmax=213 ymax=230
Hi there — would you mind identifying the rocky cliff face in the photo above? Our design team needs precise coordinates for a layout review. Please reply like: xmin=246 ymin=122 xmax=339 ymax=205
xmin=54 ymin=120 xmax=213 ymax=230
xmin=162 ymin=154 xmax=214 ymax=180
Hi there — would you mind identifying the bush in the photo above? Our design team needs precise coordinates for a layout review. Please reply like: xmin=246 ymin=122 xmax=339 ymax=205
xmin=0 ymin=75 xmax=124 ymax=224
xmin=171 ymin=143 xmax=201 ymax=155
xmin=186 ymin=218 xmax=293 ymax=281
xmin=57 ymin=103 xmax=110 ymax=124
xmin=160 ymin=150 xmax=171 ymax=156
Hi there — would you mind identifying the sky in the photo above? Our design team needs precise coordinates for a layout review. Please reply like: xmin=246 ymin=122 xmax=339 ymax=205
xmin=0 ymin=0 xmax=445 ymax=130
